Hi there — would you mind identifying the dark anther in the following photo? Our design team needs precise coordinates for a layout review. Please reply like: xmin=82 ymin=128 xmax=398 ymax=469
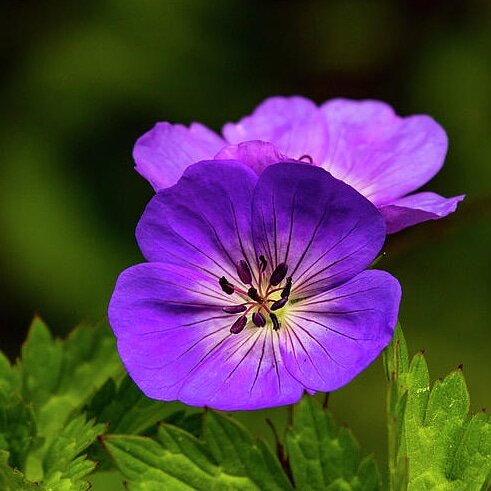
xmin=236 ymin=259 xmax=252 ymax=285
xmin=219 ymin=276 xmax=234 ymax=295
xmin=271 ymin=297 xmax=288 ymax=311
xmin=281 ymin=277 xmax=292 ymax=298
xmin=252 ymin=311 xmax=266 ymax=327
xmin=222 ymin=304 xmax=247 ymax=314
xmin=247 ymin=287 xmax=263 ymax=302
xmin=270 ymin=263 xmax=288 ymax=286
xmin=298 ymin=154 xmax=313 ymax=164
xmin=270 ymin=313 xmax=280 ymax=331
xmin=230 ymin=315 xmax=247 ymax=334
xmin=259 ymin=255 xmax=268 ymax=272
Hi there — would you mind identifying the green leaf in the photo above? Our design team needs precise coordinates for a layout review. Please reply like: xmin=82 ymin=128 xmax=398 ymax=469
xmin=0 ymin=392 xmax=38 ymax=470
xmin=385 ymin=325 xmax=491 ymax=490
xmin=286 ymin=396 xmax=380 ymax=490
xmin=0 ymin=458 xmax=41 ymax=490
xmin=19 ymin=317 xmax=122 ymax=413
xmin=103 ymin=411 xmax=293 ymax=491
xmin=17 ymin=317 xmax=122 ymax=481
xmin=41 ymin=415 xmax=104 ymax=491
xmin=203 ymin=411 xmax=293 ymax=491
xmin=0 ymin=352 xmax=20 ymax=394
xmin=85 ymin=375 xmax=169 ymax=435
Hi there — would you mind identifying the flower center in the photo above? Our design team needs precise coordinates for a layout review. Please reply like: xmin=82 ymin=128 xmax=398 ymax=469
xmin=219 ymin=255 xmax=293 ymax=334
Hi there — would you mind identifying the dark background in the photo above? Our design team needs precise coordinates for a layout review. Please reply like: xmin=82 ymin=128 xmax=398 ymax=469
xmin=1 ymin=0 xmax=490 ymax=486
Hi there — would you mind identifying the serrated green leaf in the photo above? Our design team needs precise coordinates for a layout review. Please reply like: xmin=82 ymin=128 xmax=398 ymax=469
xmin=0 ymin=352 xmax=20 ymax=394
xmin=104 ymin=412 xmax=292 ymax=491
xmin=20 ymin=318 xmax=64 ymax=408
xmin=286 ymin=396 xmax=379 ymax=490
xmin=0 ymin=451 xmax=41 ymax=490
xmin=0 ymin=391 xmax=38 ymax=470
xmin=203 ymin=411 xmax=293 ymax=491
xmin=17 ymin=317 xmax=122 ymax=482
xmin=386 ymin=325 xmax=491 ymax=490
xmin=42 ymin=414 xmax=104 ymax=491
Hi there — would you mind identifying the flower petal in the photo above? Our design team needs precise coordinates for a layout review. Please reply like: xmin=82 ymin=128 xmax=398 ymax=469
xmin=380 ymin=192 xmax=465 ymax=233
xmin=177 ymin=327 xmax=304 ymax=410
xmin=215 ymin=140 xmax=290 ymax=175
xmin=109 ymin=263 xmax=303 ymax=409
xmin=133 ymin=122 xmax=225 ymax=191
xmin=320 ymin=99 xmax=448 ymax=205
xmin=136 ymin=160 xmax=258 ymax=282
xmin=109 ymin=263 xmax=234 ymax=400
xmin=252 ymin=163 xmax=386 ymax=295
xmin=280 ymin=270 xmax=401 ymax=392
xmin=223 ymin=96 xmax=328 ymax=163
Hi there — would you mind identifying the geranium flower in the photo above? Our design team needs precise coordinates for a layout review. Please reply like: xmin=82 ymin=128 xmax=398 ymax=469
xmin=109 ymin=160 xmax=401 ymax=410
xmin=134 ymin=96 xmax=464 ymax=233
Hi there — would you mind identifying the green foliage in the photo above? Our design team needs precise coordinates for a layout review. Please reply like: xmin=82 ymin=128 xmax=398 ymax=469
xmin=0 ymin=317 xmax=122 ymax=490
xmin=104 ymin=411 xmax=293 ymax=491
xmin=85 ymin=375 xmax=169 ymax=435
xmin=384 ymin=326 xmax=491 ymax=490
xmin=286 ymin=396 xmax=380 ymax=490
xmin=0 ymin=452 xmax=40 ymax=490
xmin=1 ymin=317 xmax=490 ymax=491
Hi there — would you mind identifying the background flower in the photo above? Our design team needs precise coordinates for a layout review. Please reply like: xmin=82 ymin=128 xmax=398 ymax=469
xmin=109 ymin=161 xmax=401 ymax=410
xmin=135 ymin=96 xmax=464 ymax=233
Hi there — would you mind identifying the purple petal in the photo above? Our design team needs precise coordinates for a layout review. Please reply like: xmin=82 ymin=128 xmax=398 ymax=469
xmin=380 ymin=192 xmax=465 ymax=233
xmin=108 ymin=262 xmax=234 ymax=400
xmin=136 ymin=160 xmax=258 ymax=283
xmin=109 ymin=263 xmax=304 ymax=409
xmin=320 ymin=99 xmax=448 ymax=205
xmin=252 ymin=163 xmax=386 ymax=296
xmin=177 ymin=328 xmax=304 ymax=410
xmin=223 ymin=96 xmax=329 ymax=163
xmin=215 ymin=140 xmax=289 ymax=175
xmin=280 ymin=270 xmax=401 ymax=392
xmin=133 ymin=122 xmax=225 ymax=191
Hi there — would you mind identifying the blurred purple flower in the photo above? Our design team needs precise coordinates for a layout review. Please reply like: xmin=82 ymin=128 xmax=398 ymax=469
xmin=134 ymin=96 xmax=464 ymax=233
xmin=109 ymin=161 xmax=400 ymax=410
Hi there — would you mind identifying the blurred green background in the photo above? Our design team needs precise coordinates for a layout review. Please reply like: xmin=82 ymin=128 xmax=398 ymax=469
xmin=1 ymin=0 xmax=490 ymax=487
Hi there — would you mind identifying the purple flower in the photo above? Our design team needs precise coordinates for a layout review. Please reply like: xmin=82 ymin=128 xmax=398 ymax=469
xmin=109 ymin=161 xmax=401 ymax=410
xmin=134 ymin=96 xmax=464 ymax=233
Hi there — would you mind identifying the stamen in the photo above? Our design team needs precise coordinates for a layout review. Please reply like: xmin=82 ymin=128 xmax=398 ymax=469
xmin=222 ymin=304 xmax=247 ymax=314
xmin=230 ymin=315 xmax=247 ymax=334
xmin=247 ymin=287 xmax=263 ymax=302
xmin=270 ymin=263 xmax=288 ymax=286
xmin=281 ymin=277 xmax=292 ymax=298
xmin=252 ymin=311 xmax=266 ymax=327
xmin=259 ymin=255 xmax=268 ymax=272
xmin=271 ymin=297 xmax=288 ymax=311
xmin=298 ymin=154 xmax=313 ymax=164
xmin=219 ymin=276 xmax=234 ymax=295
xmin=236 ymin=260 xmax=252 ymax=285
xmin=270 ymin=313 xmax=280 ymax=331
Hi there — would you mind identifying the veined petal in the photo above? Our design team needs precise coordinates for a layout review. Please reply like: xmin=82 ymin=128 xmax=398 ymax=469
xmin=109 ymin=263 xmax=304 ymax=409
xmin=280 ymin=270 xmax=401 ymax=392
xmin=223 ymin=96 xmax=328 ymax=163
xmin=133 ymin=122 xmax=225 ymax=191
xmin=177 ymin=327 xmax=304 ymax=410
xmin=215 ymin=140 xmax=290 ymax=175
xmin=108 ymin=263 xmax=235 ymax=400
xmin=252 ymin=163 xmax=385 ymax=296
xmin=380 ymin=192 xmax=465 ymax=233
xmin=320 ymin=99 xmax=448 ymax=205
xmin=136 ymin=160 xmax=258 ymax=282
